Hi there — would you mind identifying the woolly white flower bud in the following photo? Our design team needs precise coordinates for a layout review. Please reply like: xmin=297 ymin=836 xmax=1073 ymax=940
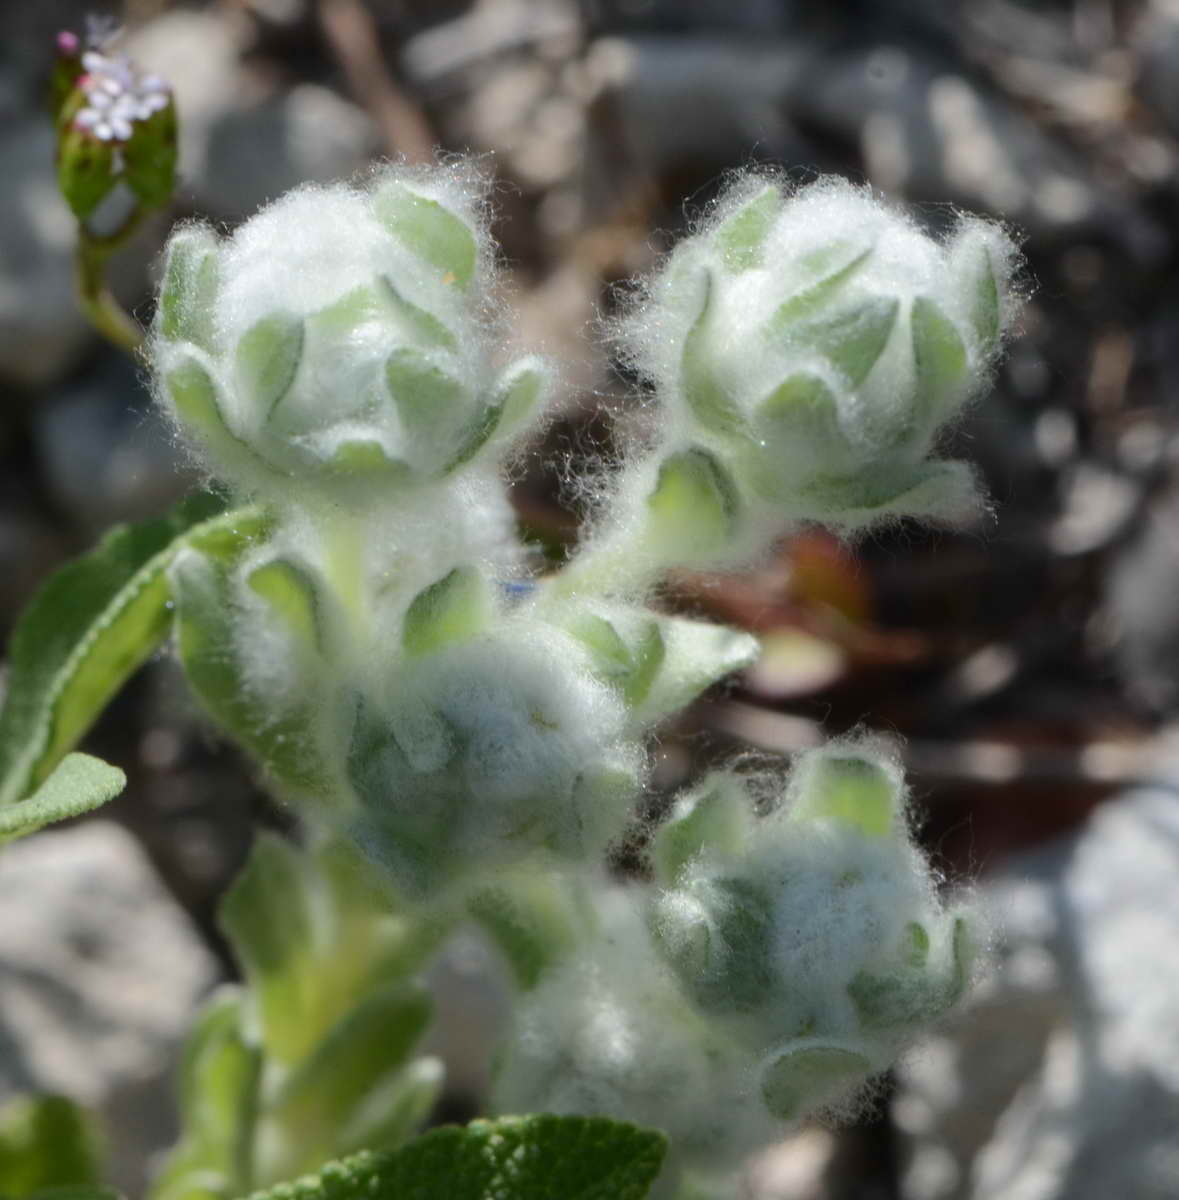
xmin=612 ymin=174 xmax=1022 ymax=566
xmin=644 ymin=738 xmax=978 ymax=1122
xmin=152 ymin=164 xmax=551 ymax=506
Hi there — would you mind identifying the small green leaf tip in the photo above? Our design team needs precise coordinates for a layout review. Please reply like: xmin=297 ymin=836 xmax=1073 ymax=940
xmin=372 ymin=180 xmax=480 ymax=289
xmin=620 ymin=173 xmax=1022 ymax=540
xmin=790 ymin=751 xmax=900 ymax=837
xmin=402 ymin=567 xmax=491 ymax=656
xmin=0 ymin=753 xmax=125 ymax=843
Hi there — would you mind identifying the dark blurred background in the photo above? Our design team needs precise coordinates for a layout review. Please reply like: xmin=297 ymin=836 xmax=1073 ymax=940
xmin=2 ymin=0 xmax=1179 ymax=1196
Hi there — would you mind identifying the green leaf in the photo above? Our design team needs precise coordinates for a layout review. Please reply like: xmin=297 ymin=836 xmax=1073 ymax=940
xmin=680 ymin=269 xmax=745 ymax=436
xmin=714 ymin=183 xmax=782 ymax=272
xmin=0 ymin=754 xmax=124 ymax=844
xmin=157 ymin=227 xmax=221 ymax=351
xmin=385 ymin=349 xmax=466 ymax=447
xmin=791 ymin=754 xmax=898 ymax=837
xmin=402 ymin=568 xmax=490 ymax=656
xmin=759 ymin=1043 xmax=872 ymax=1120
xmin=237 ymin=314 xmax=305 ymax=418
xmin=911 ymin=296 xmax=968 ymax=420
xmin=151 ymin=989 xmax=260 ymax=1200
xmin=373 ymin=183 xmax=479 ymax=289
xmin=768 ymin=243 xmax=873 ymax=330
xmin=651 ymin=773 xmax=752 ymax=886
xmin=808 ymin=296 xmax=899 ymax=388
xmin=247 ymin=560 xmax=323 ymax=654
xmin=646 ymin=448 xmax=739 ymax=559
xmin=628 ymin=613 xmax=758 ymax=730
xmin=0 ymin=492 xmax=228 ymax=808
xmin=241 ymin=1115 xmax=666 ymax=1200
xmin=0 ymin=1095 xmax=104 ymax=1197
xmin=218 ymin=834 xmax=319 ymax=1065
xmin=165 ymin=356 xmax=256 ymax=470
xmin=170 ymin=516 xmax=332 ymax=797
xmin=269 ymin=983 xmax=432 ymax=1150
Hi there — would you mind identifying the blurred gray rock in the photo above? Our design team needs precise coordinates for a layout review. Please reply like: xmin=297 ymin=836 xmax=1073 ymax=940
xmin=1135 ymin=1 xmax=1179 ymax=139
xmin=0 ymin=820 xmax=219 ymax=1195
xmin=895 ymin=785 xmax=1179 ymax=1200
xmin=0 ymin=120 xmax=95 ymax=389
xmin=31 ymin=355 xmax=196 ymax=536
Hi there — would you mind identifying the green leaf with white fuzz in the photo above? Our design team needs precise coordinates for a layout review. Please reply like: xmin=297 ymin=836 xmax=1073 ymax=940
xmin=760 ymin=1042 xmax=872 ymax=1120
xmin=150 ymin=988 xmax=260 ymax=1200
xmin=628 ymin=614 xmax=758 ymax=730
xmin=323 ymin=440 xmax=410 ymax=482
xmin=219 ymin=834 xmax=318 ymax=1066
xmin=652 ymin=773 xmax=753 ymax=885
xmin=0 ymin=754 xmax=125 ymax=844
xmin=402 ymin=567 xmax=491 ymax=656
xmin=952 ymin=234 xmax=1003 ymax=355
xmin=165 ymin=355 xmax=252 ymax=464
xmin=807 ymin=296 xmax=899 ymax=387
xmin=373 ymin=183 xmax=478 ymax=289
xmin=490 ymin=357 xmax=549 ymax=437
xmin=652 ymin=876 xmax=777 ymax=1013
xmin=238 ymin=313 xmax=305 ymax=418
xmin=714 ymin=183 xmax=783 ymax=271
xmin=0 ymin=1094 xmax=104 ymax=1196
xmin=911 ymin=297 xmax=968 ymax=419
xmin=791 ymin=754 xmax=898 ymax=837
xmin=158 ymin=227 xmax=220 ymax=351
xmin=386 ymin=348 xmax=466 ymax=441
xmin=681 ymin=270 xmax=745 ymax=435
xmin=239 ymin=1115 xmax=666 ymax=1200
xmin=170 ymin=518 xmax=332 ymax=797
xmin=646 ymin=448 xmax=738 ymax=560
xmin=377 ymin=278 xmax=458 ymax=350
xmin=269 ymin=982 xmax=432 ymax=1151
xmin=0 ymin=491 xmax=229 ymax=808
xmin=247 ymin=559 xmax=323 ymax=653
xmin=768 ymin=243 xmax=873 ymax=329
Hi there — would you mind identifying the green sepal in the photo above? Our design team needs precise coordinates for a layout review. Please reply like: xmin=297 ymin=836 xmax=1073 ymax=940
xmin=0 ymin=754 xmax=125 ymax=844
xmin=651 ymin=773 xmax=752 ymax=886
xmin=322 ymin=440 xmax=410 ymax=482
xmin=681 ymin=269 xmax=745 ymax=435
xmin=0 ymin=491 xmax=228 ymax=808
xmin=714 ymin=183 xmax=783 ymax=272
xmin=239 ymin=1115 xmax=666 ymax=1200
xmin=56 ymin=118 xmax=117 ymax=221
xmin=646 ymin=448 xmax=739 ymax=560
xmin=759 ymin=1042 xmax=872 ymax=1120
xmin=377 ymin=278 xmax=457 ymax=350
xmin=238 ymin=314 xmax=305 ymax=419
xmin=165 ymin=354 xmax=254 ymax=470
xmin=0 ymin=1094 xmax=104 ymax=1197
xmin=122 ymin=95 xmax=178 ymax=210
xmin=953 ymin=235 xmax=1002 ymax=355
xmin=157 ymin=228 xmax=221 ymax=351
xmin=911 ymin=296 xmax=968 ymax=421
xmin=402 ymin=567 xmax=491 ymax=656
xmin=373 ymin=183 xmax=479 ymax=289
xmin=790 ymin=753 xmax=899 ymax=838
xmin=247 ymin=559 xmax=323 ymax=654
xmin=170 ymin=514 xmax=332 ymax=797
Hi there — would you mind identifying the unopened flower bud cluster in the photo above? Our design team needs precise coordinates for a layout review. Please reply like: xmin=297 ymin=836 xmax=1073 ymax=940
xmin=149 ymin=164 xmax=1019 ymax=1176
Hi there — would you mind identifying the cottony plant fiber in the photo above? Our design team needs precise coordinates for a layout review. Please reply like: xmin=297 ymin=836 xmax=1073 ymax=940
xmin=144 ymin=163 xmax=1021 ymax=1194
